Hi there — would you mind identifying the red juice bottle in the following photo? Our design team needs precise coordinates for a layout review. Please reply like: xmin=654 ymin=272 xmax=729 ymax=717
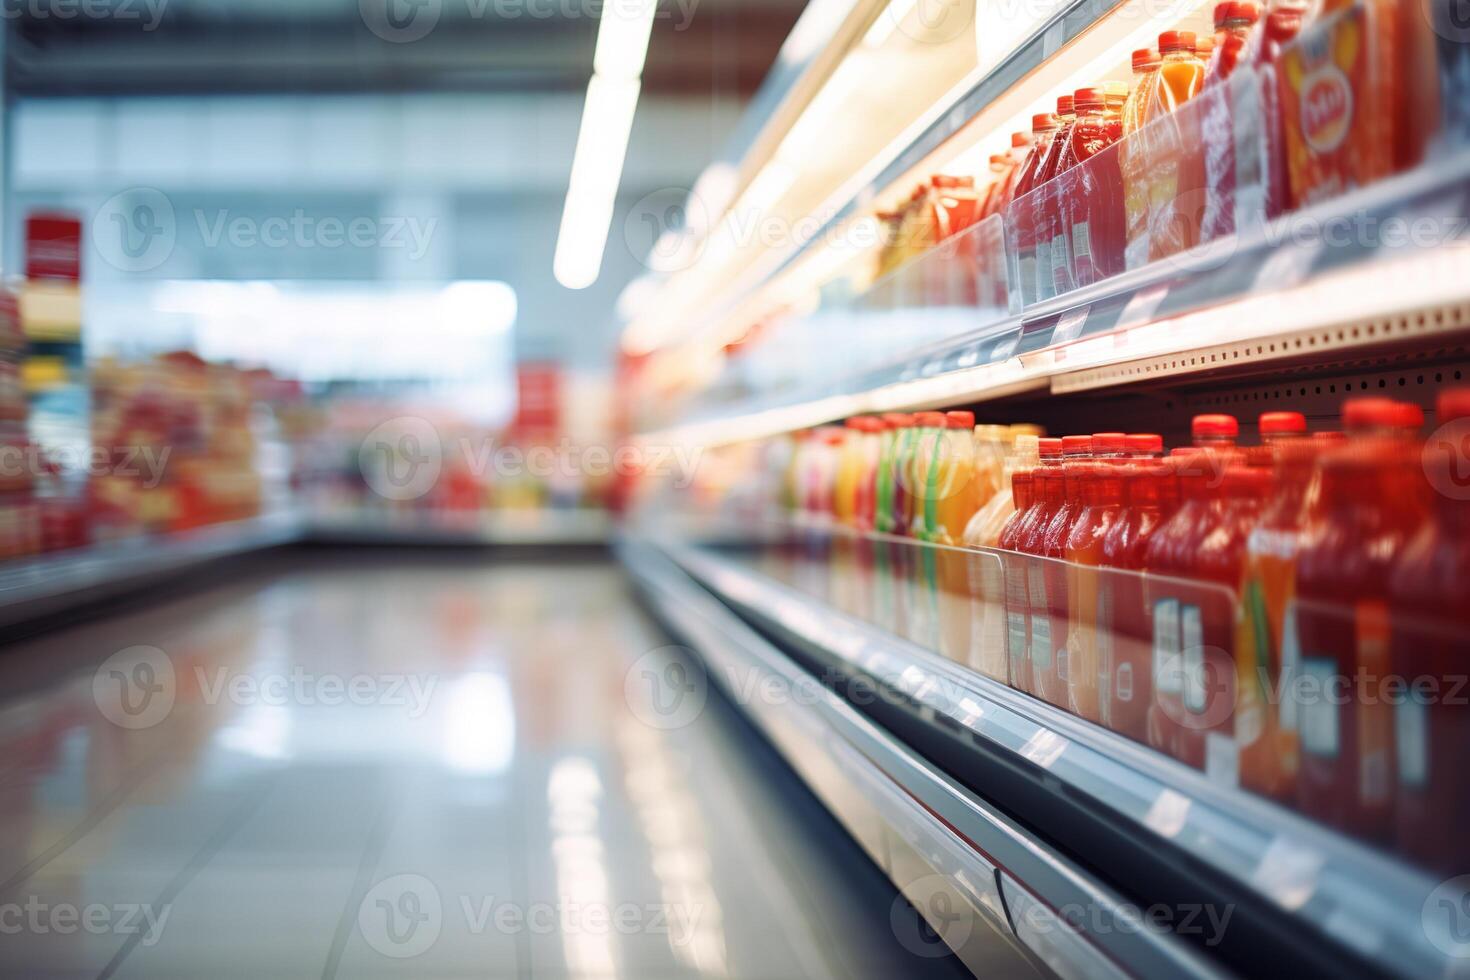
xmin=1100 ymin=462 xmax=1180 ymax=740
xmin=992 ymin=131 xmax=1035 ymax=219
xmin=1035 ymin=95 xmax=1078 ymax=300
xmin=1193 ymin=413 xmax=1240 ymax=449
xmin=1177 ymin=462 xmax=1272 ymax=781
xmin=1030 ymin=435 xmax=1093 ymax=707
xmin=1063 ymin=89 xmax=1124 ymax=287
xmin=1010 ymin=113 xmax=1060 ymax=304
xmin=1126 ymin=433 xmax=1165 ymax=458
xmin=1294 ymin=435 xmax=1424 ymax=843
xmin=1066 ymin=460 xmax=1126 ymax=720
xmin=1235 ymin=436 xmax=1327 ymax=803
xmin=1259 ymin=410 xmax=1307 ymax=443
xmin=1004 ymin=437 xmax=1064 ymax=694
xmin=1143 ymin=449 xmax=1230 ymax=763
xmin=1390 ymin=388 xmax=1470 ymax=873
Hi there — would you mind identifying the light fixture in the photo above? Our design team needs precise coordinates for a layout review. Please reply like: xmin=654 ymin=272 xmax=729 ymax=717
xmin=553 ymin=0 xmax=659 ymax=290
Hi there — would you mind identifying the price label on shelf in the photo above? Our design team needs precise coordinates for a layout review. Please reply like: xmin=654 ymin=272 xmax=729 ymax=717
xmin=1115 ymin=284 xmax=1169 ymax=330
xmin=1050 ymin=304 xmax=1091 ymax=346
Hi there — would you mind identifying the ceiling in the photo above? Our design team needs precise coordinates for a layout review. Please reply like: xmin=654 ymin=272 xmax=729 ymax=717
xmin=4 ymin=0 xmax=809 ymax=366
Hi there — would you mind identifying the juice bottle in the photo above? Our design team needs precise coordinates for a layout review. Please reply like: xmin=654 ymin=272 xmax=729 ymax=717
xmin=1123 ymin=48 xmax=1162 ymax=137
xmin=1294 ymin=434 xmax=1425 ymax=842
xmin=1148 ymin=31 xmax=1208 ymax=260
xmin=934 ymin=410 xmax=980 ymax=545
xmin=853 ymin=417 xmax=886 ymax=532
xmin=1259 ymin=409 xmax=1307 ymax=443
xmin=1036 ymin=95 xmax=1078 ymax=300
xmin=971 ymin=424 xmax=1010 ymax=526
xmin=978 ymin=154 xmax=1013 ymax=221
xmin=1011 ymin=112 xmax=1061 ymax=304
xmin=1143 ymin=449 xmax=1230 ymax=762
xmin=876 ymin=413 xmax=913 ymax=534
xmin=1063 ymin=88 xmax=1125 ymax=288
xmin=1036 ymin=95 xmax=1078 ymax=187
xmin=965 ymin=433 xmax=1041 ymax=547
xmin=991 ymin=131 xmax=1035 ymax=220
xmin=1004 ymin=437 xmax=1064 ymax=694
xmin=1029 ymin=435 xmax=1093 ymax=707
xmin=909 ymin=412 xmax=948 ymax=540
xmin=833 ymin=418 xmax=865 ymax=526
xmin=1122 ymin=48 xmax=1163 ymax=270
xmin=1182 ymin=461 xmax=1272 ymax=781
xmin=890 ymin=414 xmax=923 ymax=536
xmin=1255 ymin=9 xmax=1307 ymax=222
xmin=1235 ymin=436 xmax=1326 ymax=803
xmin=1208 ymin=1 xmax=1261 ymax=81
xmin=1066 ymin=460 xmax=1126 ymax=720
xmin=783 ymin=429 xmax=809 ymax=512
xmin=1389 ymin=388 xmax=1470 ymax=873
xmin=1099 ymin=462 xmax=1180 ymax=740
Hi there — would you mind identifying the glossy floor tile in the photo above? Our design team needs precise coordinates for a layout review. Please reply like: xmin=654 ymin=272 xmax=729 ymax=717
xmin=0 ymin=552 xmax=972 ymax=979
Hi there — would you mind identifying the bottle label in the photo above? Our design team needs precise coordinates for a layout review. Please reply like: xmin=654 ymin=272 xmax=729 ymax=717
xmin=1300 ymin=656 xmax=1339 ymax=758
xmin=1152 ymin=599 xmax=1181 ymax=694
xmin=1072 ymin=220 xmax=1091 ymax=260
xmin=1395 ymin=697 xmax=1428 ymax=789
xmin=1028 ymin=566 xmax=1051 ymax=668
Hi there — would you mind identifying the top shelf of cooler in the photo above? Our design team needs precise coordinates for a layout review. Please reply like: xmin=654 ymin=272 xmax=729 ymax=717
xmin=639 ymin=140 xmax=1470 ymax=448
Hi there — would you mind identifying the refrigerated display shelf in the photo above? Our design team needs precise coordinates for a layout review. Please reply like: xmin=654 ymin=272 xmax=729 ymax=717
xmin=0 ymin=512 xmax=302 ymax=629
xmin=648 ymin=534 xmax=1460 ymax=980
xmin=620 ymin=535 xmax=1226 ymax=980
xmin=648 ymin=154 xmax=1470 ymax=449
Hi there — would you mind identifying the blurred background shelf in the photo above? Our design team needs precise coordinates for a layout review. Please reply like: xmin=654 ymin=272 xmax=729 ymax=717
xmin=304 ymin=509 xmax=612 ymax=546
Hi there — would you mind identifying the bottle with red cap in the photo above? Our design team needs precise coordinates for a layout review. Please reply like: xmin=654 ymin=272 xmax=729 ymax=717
xmin=906 ymin=411 xmax=948 ymax=540
xmin=991 ymin=131 xmax=1036 ymax=220
xmin=1065 ymin=457 xmax=1127 ymax=721
xmin=1025 ymin=435 xmax=1094 ymax=707
xmin=1066 ymin=89 xmax=1128 ymax=288
xmin=1126 ymin=433 xmax=1165 ymax=458
xmin=1294 ymin=398 xmax=1429 ymax=842
xmin=833 ymin=418 xmax=865 ymax=525
xmin=1389 ymin=388 xmax=1470 ymax=872
xmin=1009 ymin=113 xmax=1061 ymax=305
xmin=876 ymin=413 xmax=913 ymax=534
xmin=1177 ymin=458 xmax=1273 ymax=779
xmin=1259 ymin=410 xmax=1307 ymax=443
xmin=1099 ymin=461 xmax=1181 ymax=740
xmin=1003 ymin=437 xmax=1064 ymax=694
xmin=934 ymin=410 xmax=980 ymax=545
xmin=1193 ymin=413 xmax=1240 ymax=448
xmin=1122 ymin=48 xmax=1162 ymax=270
xmin=1143 ymin=448 xmax=1230 ymax=762
xmin=1146 ymin=30 xmax=1209 ymax=261
xmin=1235 ymin=435 xmax=1329 ymax=803
xmin=853 ymin=417 xmax=887 ymax=531
xmin=1034 ymin=95 xmax=1079 ymax=301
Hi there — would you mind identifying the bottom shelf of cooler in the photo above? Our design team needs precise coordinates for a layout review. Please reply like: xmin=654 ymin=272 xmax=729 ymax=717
xmin=619 ymin=535 xmax=1225 ymax=980
xmin=631 ymin=523 xmax=1466 ymax=980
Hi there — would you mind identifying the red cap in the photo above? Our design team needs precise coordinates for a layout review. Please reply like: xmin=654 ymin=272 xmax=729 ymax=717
xmin=1062 ymin=435 xmax=1094 ymax=456
xmin=1438 ymin=388 xmax=1470 ymax=424
xmin=1032 ymin=113 xmax=1057 ymax=132
xmin=1265 ymin=9 xmax=1304 ymax=42
xmin=1090 ymin=432 xmax=1126 ymax=453
xmin=1192 ymin=413 xmax=1239 ymax=439
xmin=1073 ymin=87 xmax=1104 ymax=109
xmin=915 ymin=411 xmax=947 ymax=427
xmin=1038 ymin=437 xmax=1064 ymax=458
xmin=845 ymin=417 xmax=865 ymax=429
xmin=1126 ymin=433 xmax=1164 ymax=454
xmin=1393 ymin=401 xmax=1426 ymax=431
xmin=1012 ymin=131 xmax=1032 ymax=148
xmin=1342 ymin=397 xmax=1405 ymax=431
xmin=1055 ymin=94 xmax=1074 ymax=116
xmin=882 ymin=412 xmax=915 ymax=428
xmin=1214 ymin=2 xmax=1232 ymax=27
xmin=1232 ymin=0 xmax=1261 ymax=23
xmin=1132 ymin=48 xmax=1160 ymax=72
xmin=946 ymin=410 xmax=976 ymax=429
xmin=1259 ymin=411 xmax=1307 ymax=436
xmin=1158 ymin=29 xmax=1196 ymax=53
xmin=821 ymin=427 xmax=845 ymax=446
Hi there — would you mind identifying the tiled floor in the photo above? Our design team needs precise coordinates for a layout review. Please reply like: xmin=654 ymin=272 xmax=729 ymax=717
xmin=0 ymin=552 xmax=971 ymax=979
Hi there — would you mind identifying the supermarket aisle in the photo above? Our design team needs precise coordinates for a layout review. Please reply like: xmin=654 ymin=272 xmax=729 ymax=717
xmin=0 ymin=553 xmax=969 ymax=979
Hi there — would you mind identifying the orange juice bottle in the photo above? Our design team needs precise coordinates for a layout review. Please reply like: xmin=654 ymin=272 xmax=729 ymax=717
xmin=833 ymin=418 xmax=865 ymax=525
xmin=935 ymin=411 xmax=980 ymax=545
xmin=1151 ymin=31 xmax=1207 ymax=121
xmin=965 ymin=433 xmax=1042 ymax=547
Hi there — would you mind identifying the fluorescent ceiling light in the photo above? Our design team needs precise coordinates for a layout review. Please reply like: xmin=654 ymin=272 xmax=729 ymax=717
xmin=554 ymin=76 xmax=643 ymax=290
xmin=554 ymin=0 xmax=659 ymax=290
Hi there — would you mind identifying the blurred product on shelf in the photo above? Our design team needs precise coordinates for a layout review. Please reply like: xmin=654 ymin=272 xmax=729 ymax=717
xmin=650 ymin=391 xmax=1470 ymax=870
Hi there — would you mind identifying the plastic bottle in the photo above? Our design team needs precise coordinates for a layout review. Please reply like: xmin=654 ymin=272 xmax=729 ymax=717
xmin=1126 ymin=433 xmax=1165 ymax=458
xmin=991 ymin=131 xmax=1035 ymax=220
xmin=1036 ymin=95 xmax=1078 ymax=187
xmin=966 ymin=434 xmax=1041 ymax=547
xmin=1123 ymin=49 xmax=1163 ymax=137
xmin=1294 ymin=430 xmax=1425 ymax=842
xmin=1003 ymin=437 xmax=1064 ymax=694
xmin=1235 ymin=436 xmax=1327 ymax=803
xmin=1099 ymin=462 xmax=1180 ymax=740
xmin=1389 ymin=388 xmax=1470 ymax=872
xmin=909 ymin=412 xmax=948 ymax=540
xmin=1066 ymin=460 xmax=1126 ymax=720
xmin=1207 ymin=1 xmax=1261 ymax=82
xmin=1063 ymin=89 xmax=1125 ymax=287
xmin=978 ymin=154 xmax=1014 ymax=221
xmin=853 ymin=417 xmax=886 ymax=531
xmin=1193 ymin=413 xmax=1240 ymax=449
xmin=1259 ymin=410 xmax=1307 ymax=444
xmin=1151 ymin=30 xmax=1208 ymax=119
xmin=833 ymin=418 xmax=865 ymax=525
xmin=876 ymin=414 xmax=914 ymax=534
xmin=1254 ymin=9 xmax=1306 ymax=221
xmin=1030 ymin=435 xmax=1093 ymax=706
xmin=1012 ymin=112 xmax=1062 ymax=303
xmin=934 ymin=410 xmax=980 ymax=545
